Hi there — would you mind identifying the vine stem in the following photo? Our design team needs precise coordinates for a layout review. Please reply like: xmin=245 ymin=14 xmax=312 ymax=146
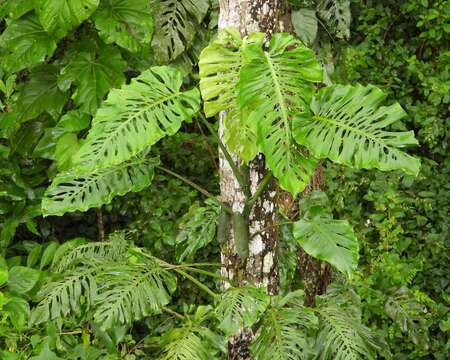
xmin=198 ymin=113 xmax=251 ymax=197
xmin=157 ymin=165 xmax=233 ymax=214
xmin=163 ymin=306 xmax=185 ymax=320
xmin=174 ymin=268 xmax=219 ymax=298
xmin=243 ymin=171 xmax=273 ymax=217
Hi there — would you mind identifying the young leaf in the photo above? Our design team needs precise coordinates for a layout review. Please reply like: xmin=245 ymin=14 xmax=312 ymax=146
xmin=199 ymin=28 xmax=257 ymax=162
xmin=292 ymin=9 xmax=318 ymax=46
xmin=294 ymin=84 xmax=421 ymax=176
xmin=42 ymin=156 xmax=159 ymax=216
xmin=176 ymin=200 xmax=221 ymax=262
xmin=151 ymin=0 xmax=209 ymax=63
xmin=215 ymin=285 xmax=269 ymax=337
xmin=58 ymin=45 xmax=126 ymax=115
xmin=0 ymin=14 xmax=57 ymax=73
xmin=238 ymin=33 xmax=322 ymax=196
xmin=15 ymin=65 xmax=69 ymax=123
xmin=73 ymin=66 xmax=200 ymax=172
xmin=293 ymin=216 xmax=359 ymax=277
xmin=93 ymin=0 xmax=153 ymax=52
xmin=34 ymin=0 xmax=100 ymax=38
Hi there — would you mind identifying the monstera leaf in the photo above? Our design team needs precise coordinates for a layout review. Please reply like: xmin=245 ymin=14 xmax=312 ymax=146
xmin=215 ymin=285 xmax=269 ymax=337
xmin=93 ymin=0 xmax=153 ymax=52
xmin=317 ymin=0 xmax=351 ymax=40
xmin=34 ymin=0 xmax=99 ymax=38
xmin=199 ymin=28 xmax=257 ymax=162
xmin=294 ymin=84 xmax=421 ymax=176
xmin=237 ymin=33 xmax=322 ymax=196
xmin=42 ymin=156 xmax=159 ymax=216
xmin=73 ymin=66 xmax=200 ymax=172
xmin=293 ymin=215 xmax=359 ymax=277
xmin=151 ymin=0 xmax=209 ymax=63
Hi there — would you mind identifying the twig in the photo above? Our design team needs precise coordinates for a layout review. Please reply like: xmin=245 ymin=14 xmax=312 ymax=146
xmin=96 ymin=208 xmax=104 ymax=242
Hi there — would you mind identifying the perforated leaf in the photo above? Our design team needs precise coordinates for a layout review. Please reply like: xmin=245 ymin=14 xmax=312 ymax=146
xmin=294 ymin=84 xmax=421 ymax=176
xmin=34 ymin=0 xmax=99 ymax=38
xmin=199 ymin=28 xmax=257 ymax=162
xmin=58 ymin=45 xmax=126 ymax=114
xmin=93 ymin=0 xmax=153 ymax=52
xmin=317 ymin=0 xmax=351 ymax=39
xmin=94 ymin=262 xmax=176 ymax=330
xmin=238 ymin=33 xmax=322 ymax=196
xmin=73 ymin=66 xmax=200 ymax=172
xmin=42 ymin=156 xmax=159 ymax=216
xmin=251 ymin=297 xmax=317 ymax=360
xmin=215 ymin=285 xmax=269 ymax=337
xmin=151 ymin=0 xmax=209 ymax=62
xmin=293 ymin=215 xmax=359 ymax=277
xmin=0 ymin=14 xmax=57 ymax=73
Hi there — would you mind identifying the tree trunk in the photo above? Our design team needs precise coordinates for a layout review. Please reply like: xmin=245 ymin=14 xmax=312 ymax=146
xmin=217 ymin=1 xmax=330 ymax=357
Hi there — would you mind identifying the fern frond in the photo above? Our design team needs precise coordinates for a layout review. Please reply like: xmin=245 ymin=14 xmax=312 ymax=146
xmin=237 ymin=32 xmax=322 ymax=195
xmin=215 ymin=285 xmax=269 ymax=337
xmin=315 ymin=305 xmax=381 ymax=360
xmin=93 ymin=263 xmax=176 ymax=330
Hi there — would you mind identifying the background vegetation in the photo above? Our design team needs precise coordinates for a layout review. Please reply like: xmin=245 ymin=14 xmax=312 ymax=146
xmin=0 ymin=0 xmax=448 ymax=358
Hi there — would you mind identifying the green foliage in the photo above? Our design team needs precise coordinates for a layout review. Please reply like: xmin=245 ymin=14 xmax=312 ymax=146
xmin=93 ymin=0 xmax=153 ymax=52
xmin=151 ymin=0 xmax=209 ymax=62
xmin=42 ymin=156 xmax=159 ymax=216
xmin=294 ymin=84 xmax=421 ymax=176
xmin=74 ymin=66 xmax=200 ymax=172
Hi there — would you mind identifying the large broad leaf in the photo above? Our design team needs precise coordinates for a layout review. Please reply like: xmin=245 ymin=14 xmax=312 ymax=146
xmin=251 ymin=293 xmax=318 ymax=360
xmin=151 ymin=0 xmax=209 ymax=63
xmin=93 ymin=0 xmax=153 ymax=53
xmin=238 ymin=33 xmax=322 ymax=196
xmin=294 ymin=84 xmax=421 ymax=176
xmin=215 ymin=285 xmax=269 ymax=338
xmin=73 ymin=66 xmax=200 ymax=172
xmin=34 ymin=0 xmax=99 ymax=38
xmin=42 ymin=156 xmax=159 ymax=216
xmin=293 ymin=216 xmax=359 ymax=277
xmin=93 ymin=262 xmax=176 ymax=330
xmin=317 ymin=0 xmax=351 ymax=40
xmin=199 ymin=28 xmax=257 ymax=162
xmin=0 ymin=14 xmax=57 ymax=73
xmin=15 ymin=65 xmax=69 ymax=123
xmin=0 ymin=0 xmax=34 ymax=19
xmin=58 ymin=45 xmax=126 ymax=115
xmin=292 ymin=9 xmax=318 ymax=46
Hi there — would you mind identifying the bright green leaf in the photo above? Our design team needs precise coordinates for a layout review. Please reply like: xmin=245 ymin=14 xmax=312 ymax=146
xmin=294 ymin=84 xmax=421 ymax=176
xmin=42 ymin=156 xmax=159 ymax=216
xmin=293 ymin=216 xmax=359 ymax=277
xmin=34 ymin=0 xmax=100 ymax=38
xmin=73 ymin=66 xmax=200 ymax=172
xmin=55 ymin=133 xmax=80 ymax=171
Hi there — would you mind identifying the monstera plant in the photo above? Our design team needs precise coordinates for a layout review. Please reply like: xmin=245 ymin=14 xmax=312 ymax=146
xmin=36 ymin=27 xmax=420 ymax=359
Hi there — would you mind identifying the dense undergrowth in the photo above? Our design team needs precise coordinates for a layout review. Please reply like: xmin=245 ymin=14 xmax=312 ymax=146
xmin=0 ymin=0 xmax=448 ymax=359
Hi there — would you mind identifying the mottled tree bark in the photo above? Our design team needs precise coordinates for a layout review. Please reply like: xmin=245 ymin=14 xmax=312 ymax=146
xmin=217 ymin=1 xmax=330 ymax=357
